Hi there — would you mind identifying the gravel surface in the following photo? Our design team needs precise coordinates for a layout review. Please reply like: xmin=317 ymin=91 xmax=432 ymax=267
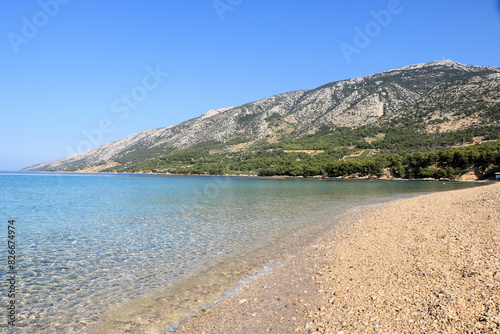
xmin=176 ymin=183 xmax=500 ymax=334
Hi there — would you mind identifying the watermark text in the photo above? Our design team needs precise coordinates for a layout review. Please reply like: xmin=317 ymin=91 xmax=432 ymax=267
xmin=340 ymin=0 xmax=404 ymax=63
xmin=8 ymin=0 xmax=71 ymax=54
xmin=213 ymin=0 xmax=243 ymax=21
xmin=6 ymin=220 xmax=17 ymax=327
xmin=65 ymin=64 xmax=168 ymax=157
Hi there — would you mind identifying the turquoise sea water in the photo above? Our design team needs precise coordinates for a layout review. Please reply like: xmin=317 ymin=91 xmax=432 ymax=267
xmin=0 ymin=172 xmax=483 ymax=333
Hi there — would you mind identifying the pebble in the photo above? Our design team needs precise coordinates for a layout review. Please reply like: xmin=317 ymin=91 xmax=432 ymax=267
xmin=309 ymin=184 xmax=500 ymax=334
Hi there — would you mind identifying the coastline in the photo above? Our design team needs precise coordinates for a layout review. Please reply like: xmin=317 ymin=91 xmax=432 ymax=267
xmin=5 ymin=173 xmax=495 ymax=332
xmin=11 ymin=169 xmax=495 ymax=184
xmin=174 ymin=182 xmax=500 ymax=333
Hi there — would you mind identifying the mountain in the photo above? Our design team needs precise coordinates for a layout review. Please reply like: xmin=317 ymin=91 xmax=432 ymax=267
xmin=23 ymin=60 xmax=500 ymax=173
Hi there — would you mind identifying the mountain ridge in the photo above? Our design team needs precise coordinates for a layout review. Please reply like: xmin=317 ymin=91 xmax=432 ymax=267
xmin=23 ymin=60 xmax=500 ymax=172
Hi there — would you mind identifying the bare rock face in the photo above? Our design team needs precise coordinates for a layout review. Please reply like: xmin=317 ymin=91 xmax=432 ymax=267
xmin=458 ymin=171 xmax=479 ymax=181
xmin=24 ymin=60 xmax=500 ymax=172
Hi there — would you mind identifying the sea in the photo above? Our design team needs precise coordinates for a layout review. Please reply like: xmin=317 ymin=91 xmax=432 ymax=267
xmin=0 ymin=172 xmax=484 ymax=333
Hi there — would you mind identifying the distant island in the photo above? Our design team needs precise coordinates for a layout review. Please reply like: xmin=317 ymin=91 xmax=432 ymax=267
xmin=24 ymin=60 xmax=500 ymax=181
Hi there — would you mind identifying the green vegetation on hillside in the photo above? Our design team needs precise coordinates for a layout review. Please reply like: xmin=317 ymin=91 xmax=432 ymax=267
xmin=74 ymin=84 xmax=500 ymax=180
xmin=97 ymin=134 xmax=500 ymax=180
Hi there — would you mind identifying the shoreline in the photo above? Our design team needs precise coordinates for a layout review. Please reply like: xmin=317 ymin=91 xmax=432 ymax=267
xmin=88 ymin=182 xmax=470 ymax=334
xmin=90 ymin=191 xmax=370 ymax=333
xmin=9 ymin=170 xmax=496 ymax=183
xmin=174 ymin=182 xmax=500 ymax=333
xmin=6 ymin=172 xmax=495 ymax=332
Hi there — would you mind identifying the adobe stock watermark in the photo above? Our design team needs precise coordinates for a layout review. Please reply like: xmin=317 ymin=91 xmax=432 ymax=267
xmin=65 ymin=65 xmax=169 ymax=157
xmin=7 ymin=0 xmax=71 ymax=54
xmin=194 ymin=174 xmax=233 ymax=203
xmin=339 ymin=0 xmax=406 ymax=63
xmin=213 ymin=0 xmax=243 ymax=21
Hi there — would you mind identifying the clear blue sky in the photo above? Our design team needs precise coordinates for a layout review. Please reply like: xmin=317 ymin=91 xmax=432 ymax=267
xmin=1 ymin=0 xmax=499 ymax=171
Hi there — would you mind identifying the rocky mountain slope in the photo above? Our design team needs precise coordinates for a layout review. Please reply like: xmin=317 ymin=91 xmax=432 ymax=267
xmin=24 ymin=60 xmax=500 ymax=172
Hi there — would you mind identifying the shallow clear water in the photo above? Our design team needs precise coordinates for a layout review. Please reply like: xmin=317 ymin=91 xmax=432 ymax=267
xmin=0 ymin=172 xmax=483 ymax=333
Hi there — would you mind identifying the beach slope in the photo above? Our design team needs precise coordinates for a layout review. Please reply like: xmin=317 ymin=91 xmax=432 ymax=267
xmin=178 ymin=183 xmax=500 ymax=333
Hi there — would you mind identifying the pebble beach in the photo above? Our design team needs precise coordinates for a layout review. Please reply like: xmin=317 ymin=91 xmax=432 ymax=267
xmin=176 ymin=182 xmax=500 ymax=333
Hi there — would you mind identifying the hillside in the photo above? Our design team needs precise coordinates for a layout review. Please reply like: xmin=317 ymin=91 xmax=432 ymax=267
xmin=23 ymin=60 xmax=500 ymax=178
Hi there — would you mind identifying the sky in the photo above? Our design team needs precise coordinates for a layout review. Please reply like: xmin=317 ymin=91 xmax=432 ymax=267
xmin=1 ymin=1 xmax=499 ymax=171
